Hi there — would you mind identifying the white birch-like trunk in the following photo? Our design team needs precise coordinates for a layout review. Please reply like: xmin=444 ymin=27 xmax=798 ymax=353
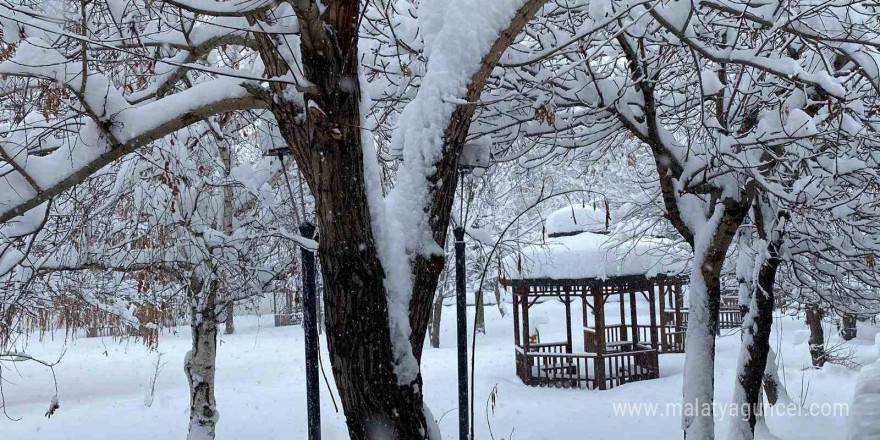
xmin=221 ymin=144 xmax=235 ymax=336
xmin=185 ymin=275 xmax=219 ymax=440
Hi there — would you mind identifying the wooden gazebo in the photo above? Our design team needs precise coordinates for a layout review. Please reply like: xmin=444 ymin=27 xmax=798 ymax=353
xmin=505 ymin=205 xmax=689 ymax=390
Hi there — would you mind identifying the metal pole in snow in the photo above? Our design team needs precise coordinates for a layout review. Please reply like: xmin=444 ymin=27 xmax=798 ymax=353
xmin=454 ymin=226 xmax=469 ymax=440
xmin=300 ymin=222 xmax=320 ymax=440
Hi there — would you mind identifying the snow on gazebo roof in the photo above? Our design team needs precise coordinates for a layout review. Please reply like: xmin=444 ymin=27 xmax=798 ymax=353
xmin=545 ymin=204 xmax=611 ymax=236
xmin=504 ymin=231 xmax=688 ymax=282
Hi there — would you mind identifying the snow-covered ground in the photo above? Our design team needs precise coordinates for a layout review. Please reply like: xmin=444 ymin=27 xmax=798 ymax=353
xmin=2 ymin=301 xmax=877 ymax=440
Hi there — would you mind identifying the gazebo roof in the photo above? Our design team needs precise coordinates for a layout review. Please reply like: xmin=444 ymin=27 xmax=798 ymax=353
xmin=545 ymin=204 xmax=610 ymax=236
xmin=504 ymin=231 xmax=689 ymax=282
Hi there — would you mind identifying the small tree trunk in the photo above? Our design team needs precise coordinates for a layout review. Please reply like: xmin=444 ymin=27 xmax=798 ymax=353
xmin=841 ymin=313 xmax=857 ymax=341
xmin=494 ymin=281 xmax=506 ymax=317
xmin=475 ymin=289 xmax=485 ymax=334
xmin=185 ymin=275 xmax=219 ymax=440
xmin=220 ymin=142 xmax=234 ymax=336
xmin=679 ymin=202 xmax=750 ymax=440
xmin=224 ymin=304 xmax=234 ymax=335
xmin=316 ymin=285 xmax=324 ymax=336
xmin=430 ymin=293 xmax=444 ymax=349
xmin=805 ymin=303 xmax=825 ymax=368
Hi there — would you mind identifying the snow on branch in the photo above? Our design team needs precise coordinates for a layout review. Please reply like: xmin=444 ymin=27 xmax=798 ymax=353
xmin=0 ymin=36 xmax=269 ymax=224
xmin=650 ymin=5 xmax=849 ymax=98
xmin=162 ymin=0 xmax=278 ymax=17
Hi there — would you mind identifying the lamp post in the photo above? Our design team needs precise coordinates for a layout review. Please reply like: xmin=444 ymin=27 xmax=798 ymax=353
xmin=455 ymin=142 xmax=490 ymax=440
xmin=299 ymin=221 xmax=320 ymax=440
xmin=266 ymin=147 xmax=320 ymax=440
xmin=453 ymin=220 xmax=467 ymax=440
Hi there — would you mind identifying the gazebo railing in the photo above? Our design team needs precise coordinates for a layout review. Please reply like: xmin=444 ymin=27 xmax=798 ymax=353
xmin=528 ymin=341 xmax=570 ymax=354
xmin=601 ymin=324 xmax=689 ymax=353
xmin=515 ymin=344 xmax=659 ymax=390
xmin=662 ymin=308 xmax=742 ymax=331
xmin=663 ymin=310 xmax=689 ymax=329
xmin=602 ymin=324 xmax=656 ymax=346
xmin=719 ymin=309 xmax=742 ymax=329
xmin=663 ymin=329 xmax=686 ymax=352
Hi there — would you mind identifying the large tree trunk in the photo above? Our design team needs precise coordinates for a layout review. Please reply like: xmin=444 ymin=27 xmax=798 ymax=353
xmin=255 ymin=2 xmax=430 ymax=437
xmin=298 ymin=20 xmax=430 ymax=440
xmin=249 ymin=1 xmax=547 ymax=437
xmin=185 ymin=276 xmax=219 ymax=440
xmin=806 ymin=303 xmax=826 ymax=368
xmin=680 ymin=201 xmax=750 ymax=440
xmin=729 ymin=241 xmax=779 ymax=440
xmin=682 ymin=247 xmax=722 ymax=439
xmin=318 ymin=225 xmax=429 ymax=439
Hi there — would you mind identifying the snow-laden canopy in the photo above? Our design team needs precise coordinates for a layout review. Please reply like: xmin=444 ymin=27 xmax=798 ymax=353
xmin=505 ymin=229 xmax=689 ymax=281
xmin=545 ymin=204 xmax=611 ymax=237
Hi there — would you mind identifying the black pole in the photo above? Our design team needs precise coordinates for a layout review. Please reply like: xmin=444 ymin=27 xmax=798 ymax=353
xmin=300 ymin=222 xmax=320 ymax=440
xmin=454 ymin=226 xmax=469 ymax=440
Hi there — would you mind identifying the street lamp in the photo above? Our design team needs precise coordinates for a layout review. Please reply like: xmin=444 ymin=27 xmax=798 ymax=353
xmin=455 ymin=142 xmax=490 ymax=440
xmin=266 ymin=147 xmax=320 ymax=440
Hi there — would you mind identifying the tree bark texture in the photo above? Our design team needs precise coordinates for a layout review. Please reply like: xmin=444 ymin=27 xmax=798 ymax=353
xmin=253 ymin=1 xmax=430 ymax=437
xmin=841 ymin=313 xmax=857 ymax=341
xmin=185 ymin=276 xmax=219 ymax=440
xmin=806 ymin=304 xmax=826 ymax=368
xmin=250 ymin=1 xmax=548 ymax=437
xmin=730 ymin=241 xmax=779 ymax=440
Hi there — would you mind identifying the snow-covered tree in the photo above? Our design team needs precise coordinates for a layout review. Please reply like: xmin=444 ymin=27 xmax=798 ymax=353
xmin=0 ymin=0 xmax=556 ymax=437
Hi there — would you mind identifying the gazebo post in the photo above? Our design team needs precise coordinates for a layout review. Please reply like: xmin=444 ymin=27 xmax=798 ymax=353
xmin=659 ymin=280 xmax=667 ymax=352
xmin=648 ymin=282 xmax=659 ymax=350
xmin=593 ymin=285 xmax=606 ymax=390
xmin=564 ymin=286 xmax=573 ymax=353
xmin=674 ymin=282 xmax=683 ymax=348
xmin=522 ymin=289 xmax=531 ymax=353
xmin=582 ymin=295 xmax=589 ymax=351
xmin=512 ymin=287 xmax=521 ymax=347
xmin=629 ymin=287 xmax=639 ymax=345
xmin=619 ymin=285 xmax=627 ymax=341
xmin=513 ymin=286 xmax=524 ymax=383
